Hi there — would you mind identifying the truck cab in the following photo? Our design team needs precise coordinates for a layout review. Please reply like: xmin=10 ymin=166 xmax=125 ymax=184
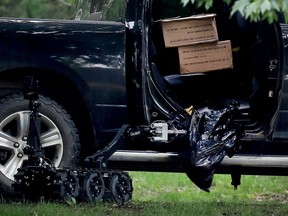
xmin=0 ymin=0 xmax=287 ymax=197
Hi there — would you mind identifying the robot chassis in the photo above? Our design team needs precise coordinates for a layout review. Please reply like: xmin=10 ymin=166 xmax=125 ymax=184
xmin=12 ymin=77 xmax=187 ymax=204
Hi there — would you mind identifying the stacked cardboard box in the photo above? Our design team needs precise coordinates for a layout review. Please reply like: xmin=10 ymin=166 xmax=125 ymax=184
xmin=160 ymin=14 xmax=233 ymax=74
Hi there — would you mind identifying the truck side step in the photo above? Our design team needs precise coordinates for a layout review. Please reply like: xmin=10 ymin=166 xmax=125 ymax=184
xmin=109 ymin=151 xmax=288 ymax=175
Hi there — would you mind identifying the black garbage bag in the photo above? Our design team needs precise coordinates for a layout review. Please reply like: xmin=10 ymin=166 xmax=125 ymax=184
xmin=185 ymin=101 xmax=243 ymax=192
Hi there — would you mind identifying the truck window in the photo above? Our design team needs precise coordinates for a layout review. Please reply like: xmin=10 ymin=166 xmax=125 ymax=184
xmin=75 ymin=0 xmax=126 ymax=22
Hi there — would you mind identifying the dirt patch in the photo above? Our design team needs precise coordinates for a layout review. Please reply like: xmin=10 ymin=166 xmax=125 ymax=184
xmin=254 ymin=192 xmax=288 ymax=203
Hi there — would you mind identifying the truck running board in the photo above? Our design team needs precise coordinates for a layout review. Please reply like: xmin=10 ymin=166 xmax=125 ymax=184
xmin=109 ymin=151 xmax=288 ymax=175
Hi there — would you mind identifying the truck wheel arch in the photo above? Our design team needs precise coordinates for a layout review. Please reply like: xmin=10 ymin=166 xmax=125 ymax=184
xmin=0 ymin=68 xmax=97 ymax=160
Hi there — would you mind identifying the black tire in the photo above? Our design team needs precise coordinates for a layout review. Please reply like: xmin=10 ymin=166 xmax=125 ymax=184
xmin=0 ymin=93 xmax=80 ymax=197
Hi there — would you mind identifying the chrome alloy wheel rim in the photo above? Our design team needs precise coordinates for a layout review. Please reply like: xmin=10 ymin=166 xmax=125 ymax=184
xmin=0 ymin=111 xmax=63 ymax=180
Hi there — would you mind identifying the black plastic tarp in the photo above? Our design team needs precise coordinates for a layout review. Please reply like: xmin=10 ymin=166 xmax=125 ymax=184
xmin=185 ymin=101 xmax=243 ymax=192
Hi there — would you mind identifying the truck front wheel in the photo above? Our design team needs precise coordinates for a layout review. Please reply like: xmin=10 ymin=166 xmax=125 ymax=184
xmin=0 ymin=93 xmax=80 ymax=197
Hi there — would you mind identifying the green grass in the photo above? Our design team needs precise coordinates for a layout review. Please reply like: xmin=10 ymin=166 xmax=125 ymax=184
xmin=131 ymin=172 xmax=288 ymax=203
xmin=0 ymin=172 xmax=288 ymax=216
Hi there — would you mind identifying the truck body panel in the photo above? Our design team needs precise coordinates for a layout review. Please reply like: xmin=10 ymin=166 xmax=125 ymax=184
xmin=0 ymin=18 xmax=128 ymax=138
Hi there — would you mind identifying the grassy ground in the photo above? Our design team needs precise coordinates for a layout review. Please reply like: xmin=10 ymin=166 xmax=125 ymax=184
xmin=0 ymin=172 xmax=287 ymax=216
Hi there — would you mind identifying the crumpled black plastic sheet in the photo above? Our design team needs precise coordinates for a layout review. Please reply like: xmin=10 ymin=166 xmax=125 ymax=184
xmin=186 ymin=101 xmax=243 ymax=192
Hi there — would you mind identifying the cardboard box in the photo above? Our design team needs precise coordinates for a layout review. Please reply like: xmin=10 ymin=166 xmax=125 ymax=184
xmin=178 ymin=40 xmax=233 ymax=74
xmin=160 ymin=14 xmax=218 ymax=48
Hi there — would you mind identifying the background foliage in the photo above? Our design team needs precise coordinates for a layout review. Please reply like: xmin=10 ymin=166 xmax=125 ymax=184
xmin=0 ymin=0 xmax=287 ymax=22
xmin=0 ymin=0 xmax=78 ymax=19
xmin=181 ymin=0 xmax=288 ymax=23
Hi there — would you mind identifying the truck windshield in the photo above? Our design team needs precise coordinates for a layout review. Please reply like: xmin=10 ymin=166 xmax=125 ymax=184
xmin=75 ymin=0 xmax=126 ymax=22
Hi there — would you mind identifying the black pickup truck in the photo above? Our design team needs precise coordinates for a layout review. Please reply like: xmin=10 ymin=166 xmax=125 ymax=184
xmin=0 ymin=0 xmax=287 ymax=199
